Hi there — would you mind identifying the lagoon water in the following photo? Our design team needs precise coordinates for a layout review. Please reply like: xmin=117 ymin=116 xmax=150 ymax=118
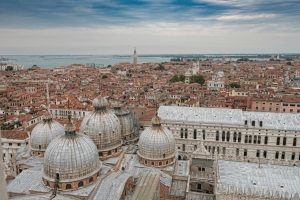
xmin=0 ymin=55 xmax=171 ymax=68
xmin=1 ymin=54 xmax=292 ymax=68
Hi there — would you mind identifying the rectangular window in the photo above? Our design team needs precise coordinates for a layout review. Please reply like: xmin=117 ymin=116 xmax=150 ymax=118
xmin=238 ymin=132 xmax=241 ymax=142
xmin=275 ymin=151 xmax=279 ymax=159
xmin=203 ymin=130 xmax=206 ymax=140
xmin=216 ymin=131 xmax=219 ymax=141
xmin=258 ymin=136 xmax=261 ymax=144
xmin=245 ymin=135 xmax=248 ymax=143
xmin=182 ymin=144 xmax=185 ymax=151
xmin=236 ymin=148 xmax=239 ymax=157
xmin=281 ymin=152 xmax=285 ymax=160
xmin=254 ymin=135 xmax=257 ymax=144
xmin=249 ymin=135 xmax=252 ymax=143
xmin=293 ymin=138 xmax=297 ymax=146
xmin=283 ymin=137 xmax=286 ymax=146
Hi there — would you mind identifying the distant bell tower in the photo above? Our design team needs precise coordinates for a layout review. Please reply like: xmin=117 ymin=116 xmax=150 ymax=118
xmin=133 ymin=48 xmax=137 ymax=65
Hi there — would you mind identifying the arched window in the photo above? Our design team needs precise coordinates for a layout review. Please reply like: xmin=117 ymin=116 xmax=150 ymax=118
xmin=264 ymin=136 xmax=268 ymax=144
xmin=238 ymin=132 xmax=242 ymax=142
xmin=226 ymin=131 xmax=230 ymax=141
xmin=78 ymin=181 xmax=84 ymax=188
xmin=222 ymin=131 xmax=225 ymax=141
xmin=293 ymin=138 xmax=297 ymax=146
xmin=184 ymin=128 xmax=188 ymax=139
xmin=233 ymin=132 xmax=237 ymax=142
xmin=159 ymin=162 xmax=162 ymax=166
xmin=245 ymin=135 xmax=248 ymax=143
xmin=216 ymin=131 xmax=219 ymax=141
xmin=178 ymin=155 xmax=182 ymax=160
xmin=66 ymin=184 xmax=72 ymax=190
xmin=193 ymin=129 xmax=197 ymax=139
xmin=249 ymin=135 xmax=252 ymax=143
xmin=89 ymin=177 xmax=94 ymax=183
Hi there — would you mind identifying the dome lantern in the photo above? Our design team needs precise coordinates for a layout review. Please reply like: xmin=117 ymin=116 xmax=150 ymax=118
xmin=92 ymin=95 xmax=109 ymax=111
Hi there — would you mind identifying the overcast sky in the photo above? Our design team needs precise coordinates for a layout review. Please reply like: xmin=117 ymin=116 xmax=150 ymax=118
xmin=0 ymin=0 xmax=299 ymax=55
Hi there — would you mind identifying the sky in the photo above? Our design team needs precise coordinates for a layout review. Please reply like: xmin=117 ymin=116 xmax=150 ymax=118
xmin=0 ymin=0 xmax=299 ymax=55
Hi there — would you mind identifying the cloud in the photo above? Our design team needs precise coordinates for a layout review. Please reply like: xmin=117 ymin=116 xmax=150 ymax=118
xmin=217 ymin=13 xmax=278 ymax=21
xmin=0 ymin=0 xmax=299 ymax=54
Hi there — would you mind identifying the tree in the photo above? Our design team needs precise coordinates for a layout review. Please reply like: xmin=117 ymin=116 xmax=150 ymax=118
xmin=170 ymin=74 xmax=186 ymax=83
xmin=178 ymin=75 xmax=185 ymax=82
xmin=229 ymin=82 xmax=241 ymax=88
xmin=102 ymin=75 xmax=108 ymax=79
xmin=5 ymin=66 xmax=13 ymax=71
xmin=190 ymin=75 xmax=205 ymax=85
xmin=170 ymin=75 xmax=179 ymax=82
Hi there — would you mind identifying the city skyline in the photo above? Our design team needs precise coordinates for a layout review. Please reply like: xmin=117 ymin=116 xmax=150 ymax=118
xmin=0 ymin=0 xmax=300 ymax=55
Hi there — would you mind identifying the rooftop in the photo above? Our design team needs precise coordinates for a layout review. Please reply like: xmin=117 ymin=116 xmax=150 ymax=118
xmin=158 ymin=105 xmax=300 ymax=131
xmin=217 ymin=160 xmax=300 ymax=197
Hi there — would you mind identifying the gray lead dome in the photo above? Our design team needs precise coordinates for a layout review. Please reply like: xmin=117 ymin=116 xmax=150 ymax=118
xmin=43 ymin=121 xmax=101 ymax=190
xmin=80 ymin=96 xmax=122 ymax=159
xmin=30 ymin=115 xmax=64 ymax=155
xmin=138 ymin=115 xmax=176 ymax=167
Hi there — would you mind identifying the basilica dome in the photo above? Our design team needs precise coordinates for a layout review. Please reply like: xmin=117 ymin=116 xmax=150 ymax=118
xmin=138 ymin=115 xmax=176 ymax=167
xmin=30 ymin=114 xmax=64 ymax=156
xmin=43 ymin=121 xmax=101 ymax=191
xmin=113 ymin=104 xmax=136 ymax=143
xmin=80 ymin=95 xmax=122 ymax=160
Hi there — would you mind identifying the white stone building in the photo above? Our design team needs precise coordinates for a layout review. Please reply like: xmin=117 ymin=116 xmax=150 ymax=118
xmin=207 ymin=71 xmax=225 ymax=90
xmin=49 ymin=108 xmax=91 ymax=119
xmin=158 ymin=105 xmax=300 ymax=166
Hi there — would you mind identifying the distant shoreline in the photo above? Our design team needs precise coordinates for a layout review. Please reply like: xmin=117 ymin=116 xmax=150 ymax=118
xmin=1 ymin=54 xmax=299 ymax=68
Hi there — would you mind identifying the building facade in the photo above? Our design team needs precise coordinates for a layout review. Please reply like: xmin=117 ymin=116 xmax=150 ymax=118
xmin=158 ymin=106 xmax=300 ymax=167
